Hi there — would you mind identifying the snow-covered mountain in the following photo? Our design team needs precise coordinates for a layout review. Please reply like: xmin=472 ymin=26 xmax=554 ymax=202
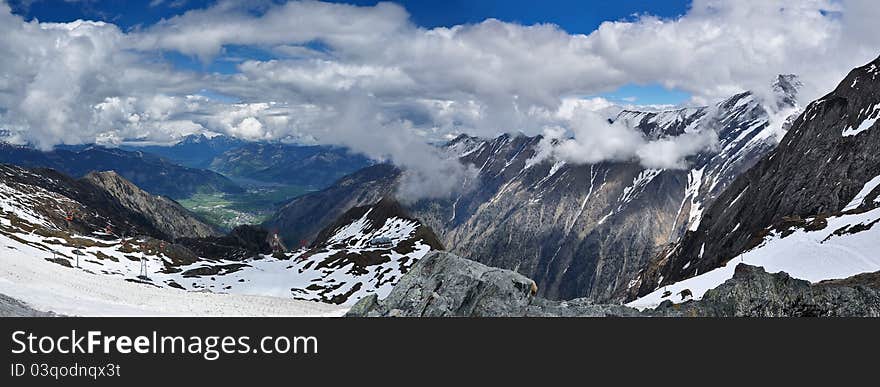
xmin=620 ymin=74 xmax=802 ymax=237
xmin=267 ymin=76 xmax=801 ymax=303
xmin=630 ymin=55 xmax=880 ymax=303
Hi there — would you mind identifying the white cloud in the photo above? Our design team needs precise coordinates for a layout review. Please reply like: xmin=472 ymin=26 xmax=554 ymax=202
xmin=130 ymin=1 xmax=411 ymax=62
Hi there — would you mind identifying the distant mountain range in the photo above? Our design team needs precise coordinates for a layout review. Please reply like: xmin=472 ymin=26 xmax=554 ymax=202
xmin=0 ymin=136 xmax=375 ymax=232
xmin=124 ymin=134 xmax=374 ymax=189
xmin=0 ymin=143 xmax=242 ymax=199
xmin=121 ymin=134 xmax=247 ymax=170
xmin=209 ymin=142 xmax=373 ymax=188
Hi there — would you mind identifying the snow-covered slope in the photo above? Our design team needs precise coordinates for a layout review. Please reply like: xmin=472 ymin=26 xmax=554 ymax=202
xmin=0 ymin=232 xmax=345 ymax=316
xmin=0 ymin=184 xmax=345 ymax=315
xmin=629 ymin=206 xmax=880 ymax=310
xmin=2 ymin=164 xmax=409 ymax=314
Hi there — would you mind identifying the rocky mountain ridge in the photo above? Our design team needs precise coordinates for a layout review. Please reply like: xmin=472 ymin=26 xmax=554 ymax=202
xmin=0 ymin=163 xmax=439 ymax=306
xmin=632 ymin=56 xmax=880 ymax=300
xmin=84 ymin=171 xmax=220 ymax=239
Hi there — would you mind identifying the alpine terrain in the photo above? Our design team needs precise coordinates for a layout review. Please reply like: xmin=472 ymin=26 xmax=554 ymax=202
xmin=0 ymin=163 xmax=441 ymax=313
xmin=268 ymin=75 xmax=803 ymax=303
xmin=628 ymin=55 xmax=880 ymax=308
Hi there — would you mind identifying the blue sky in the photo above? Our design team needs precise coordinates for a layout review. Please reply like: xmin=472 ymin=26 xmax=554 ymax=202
xmin=11 ymin=0 xmax=690 ymax=32
xmin=10 ymin=0 xmax=693 ymax=105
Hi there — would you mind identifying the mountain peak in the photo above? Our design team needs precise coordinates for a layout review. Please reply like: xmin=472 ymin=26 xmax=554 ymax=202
xmin=180 ymin=133 xmax=208 ymax=143
xmin=772 ymin=74 xmax=801 ymax=92
xmin=771 ymin=74 xmax=802 ymax=108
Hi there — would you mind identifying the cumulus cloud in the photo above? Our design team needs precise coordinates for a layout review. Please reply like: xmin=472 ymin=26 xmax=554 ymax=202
xmin=130 ymin=0 xmax=411 ymax=62
xmin=0 ymin=4 xmax=200 ymax=149
xmin=1 ymin=0 xmax=880 ymax=198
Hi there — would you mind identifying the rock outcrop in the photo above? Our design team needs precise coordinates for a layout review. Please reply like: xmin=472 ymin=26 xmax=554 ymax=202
xmin=656 ymin=264 xmax=880 ymax=317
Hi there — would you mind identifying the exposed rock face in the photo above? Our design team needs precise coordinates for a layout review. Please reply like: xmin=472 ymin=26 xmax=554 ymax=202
xmin=85 ymin=171 xmax=220 ymax=239
xmin=275 ymin=77 xmax=799 ymax=303
xmin=635 ymin=56 xmax=880 ymax=299
xmin=346 ymin=252 xmax=880 ymax=317
xmin=656 ymin=264 xmax=880 ymax=317
xmin=346 ymin=251 xmax=641 ymax=317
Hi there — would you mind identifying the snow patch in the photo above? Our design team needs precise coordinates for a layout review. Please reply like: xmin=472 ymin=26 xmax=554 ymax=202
xmin=843 ymin=174 xmax=880 ymax=211
xmin=842 ymin=103 xmax=879 ymax=137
